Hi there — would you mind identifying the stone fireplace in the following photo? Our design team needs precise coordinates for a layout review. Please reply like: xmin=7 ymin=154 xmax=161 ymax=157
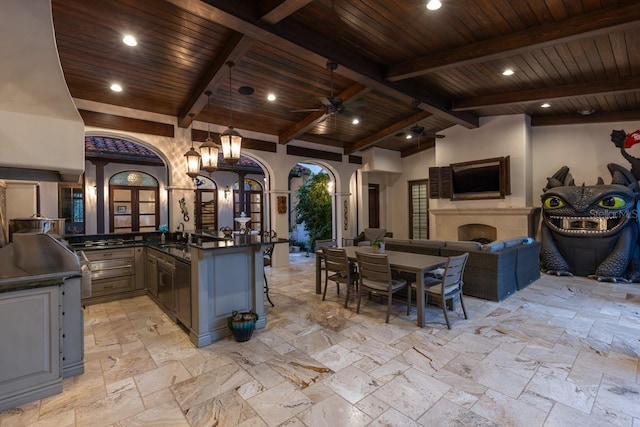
xmin=430 ymin=208 xmax=538 ymax=241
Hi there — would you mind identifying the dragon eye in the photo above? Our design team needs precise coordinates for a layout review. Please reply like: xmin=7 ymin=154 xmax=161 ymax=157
xmin=543 ymin=197 xmax=565 ymax=209
xmin=598 ymin=196 xmax=626 ymax=209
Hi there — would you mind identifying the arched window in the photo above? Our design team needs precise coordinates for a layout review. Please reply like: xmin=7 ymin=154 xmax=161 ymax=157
xmin=193 ymin=176 xmax=218 ymax=231
xmin=109 ymin=171 xmax=159 ymax=233
xmin=233 ymin=178 xmax=263 ymax=232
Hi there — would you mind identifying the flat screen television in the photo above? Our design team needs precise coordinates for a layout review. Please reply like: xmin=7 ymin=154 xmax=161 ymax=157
xmin=450 ymin=156 xmax=510 ymax=200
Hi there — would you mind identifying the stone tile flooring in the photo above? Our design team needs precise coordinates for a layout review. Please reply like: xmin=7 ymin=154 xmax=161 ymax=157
xmin=1 ymin=252 xmax=640 ymax=426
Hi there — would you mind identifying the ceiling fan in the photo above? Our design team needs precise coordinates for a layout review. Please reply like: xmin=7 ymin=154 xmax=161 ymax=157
xmin=395 ymin=125 xmax=445 ymax=140
xmin=291 ymin=62 xmax=367 ymax=119
xmin=395 ymin=100 xmax=445 ymax=140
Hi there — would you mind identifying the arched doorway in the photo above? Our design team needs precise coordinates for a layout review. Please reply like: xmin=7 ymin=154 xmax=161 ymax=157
xmin=288 ymin=162 xmax=336 ymax=252
xmin=84 ymin=135 xmax=169 ymax=235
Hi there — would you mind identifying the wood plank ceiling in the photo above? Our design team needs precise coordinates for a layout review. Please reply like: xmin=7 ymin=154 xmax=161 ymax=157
xmin=51 ymin=0 xmax=640 ymax=159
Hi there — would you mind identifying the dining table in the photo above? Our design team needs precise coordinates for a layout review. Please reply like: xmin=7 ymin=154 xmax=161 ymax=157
xmin=315 ymin=246 xmax=448 ymax=327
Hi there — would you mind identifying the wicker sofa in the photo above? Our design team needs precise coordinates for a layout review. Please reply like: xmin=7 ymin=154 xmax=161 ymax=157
xmin=383 ymin=237 xmax=541 ymax=301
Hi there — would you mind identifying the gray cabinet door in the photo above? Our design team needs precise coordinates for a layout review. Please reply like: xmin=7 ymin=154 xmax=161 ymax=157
xmin=146 ymin=251 xmax=158 ymax=297
xmin=0 ymin=286 xmax=62 ymax=411
xmin=134 ymin=247 xmax=145 ymax=290
xmin=174 ymin=259 xmax=191 ymax=328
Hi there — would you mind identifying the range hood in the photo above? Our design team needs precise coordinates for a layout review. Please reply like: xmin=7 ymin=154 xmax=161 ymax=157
xmin=0 ymin=0 xmax=85 ymax=183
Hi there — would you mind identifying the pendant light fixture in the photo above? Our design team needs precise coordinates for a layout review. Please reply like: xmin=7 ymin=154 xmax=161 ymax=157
xmin=184 ymin=114 xmax=201 ymax=179
xmin=199 ymin=90 xmax=219 ymax=173
xmin=220 ymin=61 xmax=242 ymax=165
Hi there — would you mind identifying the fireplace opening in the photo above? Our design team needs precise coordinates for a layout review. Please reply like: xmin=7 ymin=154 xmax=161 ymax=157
xmin=458 ymin=223 xmax=497 ymax=243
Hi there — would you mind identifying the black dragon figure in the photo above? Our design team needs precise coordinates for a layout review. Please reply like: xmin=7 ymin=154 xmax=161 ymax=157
xmin=540 ymin=162 xmax=640 ymax=282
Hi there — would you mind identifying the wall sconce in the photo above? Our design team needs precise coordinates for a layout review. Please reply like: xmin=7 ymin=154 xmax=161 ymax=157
xmin=224 ymin=186 xmax=231 ymax=200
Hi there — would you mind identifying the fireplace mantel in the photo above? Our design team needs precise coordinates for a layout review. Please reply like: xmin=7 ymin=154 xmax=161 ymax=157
xmin=430 ymin=207 xmax=538 ymax=241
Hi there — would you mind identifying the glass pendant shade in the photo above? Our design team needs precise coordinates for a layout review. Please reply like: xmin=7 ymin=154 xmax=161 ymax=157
xmin=184 ymin=144 xmax=201 ymax=179
xmin=220 ymin=126 xmax=242 ymax=165
xmin=199 ymin=137 xmax=219 ymax=172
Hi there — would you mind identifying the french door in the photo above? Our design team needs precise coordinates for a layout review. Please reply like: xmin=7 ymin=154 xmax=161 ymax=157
xmin=110 ymin=186 xmax=159 ymax=233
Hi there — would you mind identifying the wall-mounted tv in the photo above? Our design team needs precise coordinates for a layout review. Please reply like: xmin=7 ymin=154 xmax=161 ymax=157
xmin=450 ymin=156 xmax=510 ymax=200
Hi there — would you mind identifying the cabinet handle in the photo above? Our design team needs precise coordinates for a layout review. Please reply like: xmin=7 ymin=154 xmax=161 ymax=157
xmin=98 ymin=264 xmax=133 ymax=271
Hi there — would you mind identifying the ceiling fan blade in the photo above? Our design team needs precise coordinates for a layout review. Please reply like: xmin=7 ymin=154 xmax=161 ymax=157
xmin=319 ymin=96 xmax=333 ymax=107
xmin=291 ymin=108 xmax=323 ymax=112
xmin=320 ymin=96 xmax=343 ymax=108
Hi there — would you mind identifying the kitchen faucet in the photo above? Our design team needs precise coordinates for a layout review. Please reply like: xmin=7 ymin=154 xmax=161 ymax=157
xmin=177 ymin=222 xmax=185 ymax=238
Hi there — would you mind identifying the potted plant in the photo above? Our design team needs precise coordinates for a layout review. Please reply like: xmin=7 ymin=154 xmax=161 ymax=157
xmin=227 ymin=310 xmax=258 ymax=342
xmin=371 ymin=238 xmax=385 ymax=254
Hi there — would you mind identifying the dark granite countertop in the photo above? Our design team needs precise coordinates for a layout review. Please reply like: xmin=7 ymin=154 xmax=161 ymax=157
xmin=65 ymin=231 xmax=289 ymax=263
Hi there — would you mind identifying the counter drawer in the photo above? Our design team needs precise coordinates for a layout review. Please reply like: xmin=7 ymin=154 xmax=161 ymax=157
xmin=84 ymin=248 xmax=135 ymax=261
xmin=91 ymin=276 xmax=134 ymax=296
xmin=90 ymin=258 xmax=134 ymax=280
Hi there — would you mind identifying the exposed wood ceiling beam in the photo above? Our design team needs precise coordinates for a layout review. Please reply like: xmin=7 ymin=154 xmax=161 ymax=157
xmin=452 ymin=76 xmax=640 ymax=111
xmin=386 ymin=2 xmax=640 ymax=81
xmin=279 ymin=84 xmax=371 ymax=144
xmin=259 ymin=0 xmax=313 ymax=24
xmin=168 ymin=0 xmax=478 ymax=129
xmin=345 ymin=111 xmax=431 ymax=154
xmin=177 ymin=32 xmax=254 ymax=128
xmin=531 ymin=109 xmax=640 ymax=127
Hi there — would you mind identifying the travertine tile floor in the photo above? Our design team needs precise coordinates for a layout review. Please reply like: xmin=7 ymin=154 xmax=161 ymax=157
xmin=2 ymin=252 xmax=640 ymax=426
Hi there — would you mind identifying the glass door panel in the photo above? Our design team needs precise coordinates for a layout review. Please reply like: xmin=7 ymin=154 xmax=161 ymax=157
xmin=109 ymin=184 xmax=159 ymax=233
xmin=58 ymin=183 xmax=84 ymax=234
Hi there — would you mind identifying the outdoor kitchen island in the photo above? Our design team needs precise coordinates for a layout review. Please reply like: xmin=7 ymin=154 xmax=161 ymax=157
xmin=186 ymin=234 xmax=288 ymax=347
xmin=69 ymin=231 xmax=288 ymax=348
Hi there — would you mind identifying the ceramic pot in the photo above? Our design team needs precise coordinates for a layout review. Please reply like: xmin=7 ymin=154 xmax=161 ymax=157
xmin=227 ymin=311 xmax=258 ymax=342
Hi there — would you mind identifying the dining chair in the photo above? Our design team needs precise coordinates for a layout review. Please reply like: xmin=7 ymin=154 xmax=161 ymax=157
xmin=322 ymin=247 xmax=358 ymax=308
xmin=355 ymin=251 xmax=410 ymax=323
xmin=263 ymin=244 xmax=275 ymax=307
xmin=414 ymin=252 xmax=469 ymax=329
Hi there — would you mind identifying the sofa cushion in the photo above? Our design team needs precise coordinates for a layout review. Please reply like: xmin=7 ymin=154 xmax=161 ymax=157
xmin=502 ymin=236 xmax=528 ymax=249
xmin=384 ymin=238 xmax=412 ymax=246
xmin=482 ymin=240 xmax=505 ymax=252
xmin=444 ymin=241 xmax=482 ymax=252
xmin=411 ymin=239 xmax=446 ymax=249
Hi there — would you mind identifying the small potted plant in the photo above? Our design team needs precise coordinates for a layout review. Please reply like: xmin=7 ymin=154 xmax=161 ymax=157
xmin=227 ymin=310 xmax=258 ymax=342
xmin=371 ymin=238 xmax=385 ymax=254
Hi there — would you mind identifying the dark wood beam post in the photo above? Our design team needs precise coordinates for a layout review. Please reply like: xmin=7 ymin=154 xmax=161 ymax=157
xmin=91 ymin=160 xmax=108 ymax=234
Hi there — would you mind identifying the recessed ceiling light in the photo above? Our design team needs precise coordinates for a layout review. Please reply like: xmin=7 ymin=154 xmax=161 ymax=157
xmin=267 ymin=93 xmax=276 ymax=102
xmin=352 ymin=117 xmax=360 ymax=125
xmin=426 ymin=0 xmax=442 ymax=10
xmin=110 ymin=83 xmax=123 ymax=92
xmin=578 ymin=108 xmax=596 ymax=116
xmin=238 ymin=86 xmax=254 ymax=95
xmin=122 ymin=35 xmax=137 ymax=47
xmin=502 ymin=69 xmax=514 ymax=76
xmin=405 ymin=134 xmax=413 ymax=140
xmin=540 ymin=103 xmax=551 ymax=108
